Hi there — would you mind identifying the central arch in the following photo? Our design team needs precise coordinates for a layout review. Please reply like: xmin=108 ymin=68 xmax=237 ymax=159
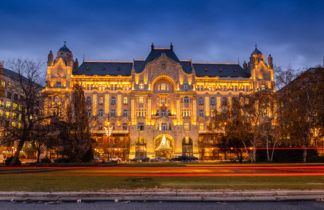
xmin=154 ymin=134 xmax=175 ymax=159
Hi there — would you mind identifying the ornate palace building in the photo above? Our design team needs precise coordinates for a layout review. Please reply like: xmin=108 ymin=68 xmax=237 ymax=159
xmin=43 ymin=43 xmax=275 ymax=161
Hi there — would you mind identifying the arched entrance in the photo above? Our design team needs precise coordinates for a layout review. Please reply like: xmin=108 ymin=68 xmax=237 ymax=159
xmin=182 ymin=137 xmax=193 ymax=156
xmin=154 ymin=134 xmax=174 ymax=159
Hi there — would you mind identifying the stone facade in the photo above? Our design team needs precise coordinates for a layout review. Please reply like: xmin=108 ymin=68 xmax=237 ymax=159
xmin=43 ymin=43 xmax=275 ymax=160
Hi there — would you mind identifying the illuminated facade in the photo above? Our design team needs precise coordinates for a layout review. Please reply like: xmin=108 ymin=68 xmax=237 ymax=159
xmin=0 ymin=62 xmax=26 ymax=160
xmin=43 ymin=43 xmax=275 ymax=160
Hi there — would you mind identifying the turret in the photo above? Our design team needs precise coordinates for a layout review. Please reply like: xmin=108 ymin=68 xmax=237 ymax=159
xmin=73 ymin=58 xmax=79 ymax=73
xmin=268 ymin=54 xmax=273 ymax=69
xmin=57 ymin=41 xmax=73 ymax=66
xmin=47 ymin=50 xmax=53 ymax=66
xmin=243 ymin=60 xmax=248 ymax=70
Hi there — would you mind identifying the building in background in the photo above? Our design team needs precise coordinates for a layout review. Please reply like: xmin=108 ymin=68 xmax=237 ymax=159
xmin=0 ymin=62 xmax=26 ymax=160
xmin=43 ymin=43 xmax=275 ymax=161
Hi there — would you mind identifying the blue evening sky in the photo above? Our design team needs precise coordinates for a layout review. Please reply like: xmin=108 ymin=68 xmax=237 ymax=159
xmin=0 ymin=0 xmax=323 ymax=70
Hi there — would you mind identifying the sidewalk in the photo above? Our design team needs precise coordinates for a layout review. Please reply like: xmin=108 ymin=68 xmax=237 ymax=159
xmin=1 ymin=190 xmax=324 ymax=202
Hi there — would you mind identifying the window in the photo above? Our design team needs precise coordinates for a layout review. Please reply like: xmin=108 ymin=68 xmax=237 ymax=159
xmin=184 ymin=122 xmax=190 ymax=131
xmin=123 ymin=109 xmax=128 ymax=117
xmin=136 ymin=109 xmax=146 ymax=117
xmin=137 ymin=122 xmax=144 ymax=130
xmin=0 ymin=80 xmax=5 ymax=88
xmin=234 ymin=86 xmax=238 ymax=92
xmin=98 ymin=123 xmax=103 ymax=130
xmin=139 ymin=83 xmax=144 ymax=89
xmin=14 ymin=94 xmax=18 ymax=101
xmin=86 ymin=96 xmax=91 ymax=104
xmin=156 ymin=110 xmax=159 ymax=116
xmin=7 ymin=92 xmax=12 ymax=99
xmin=111 ymin=96 xmax=116 ymax=105
xmin=199 ymin=110 xmax=204 ymax=117
xmin=183 ymin=84 xmax=188 ymax=89
xmin=98 ymin=96 xmax=104 ymax=105
xmin=6 ymin=101 xmax=11 ymax=109
xmin=182 ymin=109 xmax=191 ymax=117
xmin=87 ymin=109 xmax=91 ymax=117
xmin=56 ymin=82 xmax=61 ymax=88
xmin=98 ymin=109 xmax=103 ymax=117
xmin=160 ymin=97 xmax=166 ymax=104
xmin=221 ymin=97 xmax=228 ymax=106
xmin=184 ymin=96 xmax=189 ymax=103
xmin=161 ymin=123 xmax=167 ymax=131
xmin=13 ymin=103 xmax=17 ymax=110
xmin=160 ymin=83 xmax=167 ymax=91
xmin=123 ymin=123 xmax=128 ymax=130
xmin=110 ymin=109 xmax=116 ymax=117
xmin=138 ymin=97 xmax=144 ymax=103
xmin=161 ymin=110 xmax=166 ymax=117
xmin=199 ymin=97 xmax=204 ymax=105
xmin=123 ymin=97 xmax=128 ymax=105
xmin=210 ymin=97 xmax=215 ymax=105
xmin=0 ymin=99 xmax=3 ymax=107
xmin=200 ymin=123 xmax=205 ymax=131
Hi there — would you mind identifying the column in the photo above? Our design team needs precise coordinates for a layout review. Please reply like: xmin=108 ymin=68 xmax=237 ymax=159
xmin=92 ymin=94 xmax=97 ymax=116
xmin=104 ymin=94 xmax=109 ymax=114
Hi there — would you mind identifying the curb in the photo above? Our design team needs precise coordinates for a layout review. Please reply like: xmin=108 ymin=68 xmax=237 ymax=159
xmin=1 ymin=191 xmax=324 ymax=202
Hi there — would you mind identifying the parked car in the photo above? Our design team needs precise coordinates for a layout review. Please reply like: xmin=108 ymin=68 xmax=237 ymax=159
xmin=130 ymin=156 xmax=150 ymax=162
xmin=170 ymin=156 xmax=198 ymax=162
xmin=151 ymin=157 xmax=166 ymax=162
xmin=110 ymin=157 xmax=122 ymax=163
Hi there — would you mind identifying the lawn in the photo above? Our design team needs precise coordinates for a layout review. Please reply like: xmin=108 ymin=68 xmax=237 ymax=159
xmin=1 ymin=175 xmax=324 ymax=191
xmin=1 ymin=163 xmax=324 ymax=191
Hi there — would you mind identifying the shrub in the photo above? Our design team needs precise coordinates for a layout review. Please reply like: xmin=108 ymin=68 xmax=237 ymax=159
xmin=82 ymin=147 xmax=94 ymax=162
xmin=54 ymin=158 xmax=70 ymax=163
xmin=40 ymin=157 xmax=51 ymax=163
xmin=5 ymin=156 xmax=21 ymax=166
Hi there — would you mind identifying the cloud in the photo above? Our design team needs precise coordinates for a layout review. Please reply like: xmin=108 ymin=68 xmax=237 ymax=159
xmin=0 ymin=0 xmax=323 ymax=69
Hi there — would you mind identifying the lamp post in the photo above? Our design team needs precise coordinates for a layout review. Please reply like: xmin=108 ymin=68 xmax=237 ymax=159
xmin=104 ymin=120 xmax=113 ymax=161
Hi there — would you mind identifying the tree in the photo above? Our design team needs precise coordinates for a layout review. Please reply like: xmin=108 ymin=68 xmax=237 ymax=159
xmin=277 ymin=67 xmax=324 ymax=162
xmin=55 ymin=83 xmax=91 ymax=162
xmin=1 ymin=59 xmax=50 ymax=166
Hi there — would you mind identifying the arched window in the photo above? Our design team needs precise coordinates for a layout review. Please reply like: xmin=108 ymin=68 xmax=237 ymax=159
xmin=161 ymin=83 xmax=167 ymax=91
xmin=184 ymin=96 xmax=189 ymax=103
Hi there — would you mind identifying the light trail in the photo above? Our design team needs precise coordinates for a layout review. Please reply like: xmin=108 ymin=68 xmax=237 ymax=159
xmin=5 ymin=173 xmax=324 ymax=177
xmin=2 ymin=166 xmax=324 ymax=170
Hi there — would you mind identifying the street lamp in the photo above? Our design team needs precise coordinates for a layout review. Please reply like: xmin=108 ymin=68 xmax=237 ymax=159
xmin=104 ymin=120 xmax=113 ymax=161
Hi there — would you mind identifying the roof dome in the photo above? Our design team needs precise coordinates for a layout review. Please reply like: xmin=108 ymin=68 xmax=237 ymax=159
xmin=251 ymin=46 xmax=263 ymax=55
xmin=58 ymin=41 xmax=71 ymax=53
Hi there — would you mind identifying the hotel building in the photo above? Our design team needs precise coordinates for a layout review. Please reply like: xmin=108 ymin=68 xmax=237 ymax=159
xmin=43 ymin=43 xmax=275 ymax=160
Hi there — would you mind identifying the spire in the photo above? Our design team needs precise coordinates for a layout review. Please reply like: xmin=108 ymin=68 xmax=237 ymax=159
xmin=170 ymin=42 xmax=173 ymax=50
xmin=151 ymin=43 xmax=155 ymax=50
xmin=243 ymin=60 xmax=248 ymax=70
xmin=47 ymin=50 xmax=53 ymax=66
xmin=268 ymin=54 xmax=273 ymax=69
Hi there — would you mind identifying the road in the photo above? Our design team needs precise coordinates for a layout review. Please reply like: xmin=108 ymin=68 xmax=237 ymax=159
xmin=1 ymin=201 xmax=324 ymax=210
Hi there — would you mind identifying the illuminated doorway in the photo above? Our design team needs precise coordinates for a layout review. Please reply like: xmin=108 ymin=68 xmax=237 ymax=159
xmin=154 ymin=134 xmax=174 ymax=159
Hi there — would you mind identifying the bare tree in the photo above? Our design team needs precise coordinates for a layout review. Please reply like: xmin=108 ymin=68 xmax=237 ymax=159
xmin=1 ymin=59 xmax=52 ymax=166
xmin=277 ymin=67 xmax=324 ymax=162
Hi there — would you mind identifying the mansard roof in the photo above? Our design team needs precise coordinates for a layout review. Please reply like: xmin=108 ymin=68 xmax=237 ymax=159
xmin=144 ymin=47 xmax=180 ymax=64
xmin=193 ymin=63 xmax=250 ymax=78
xmin=73 ymin=47 xmax=250 ymax=78
xmin=75 ymin=61 xmax=132 ymax=76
